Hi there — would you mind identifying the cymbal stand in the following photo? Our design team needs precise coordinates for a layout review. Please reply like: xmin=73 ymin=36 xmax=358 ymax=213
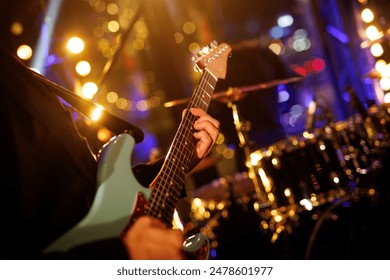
xmin=228 ymin=100 xmax=297 ymax=241
xmin=227 ymin=100 xmax=269 ymax=209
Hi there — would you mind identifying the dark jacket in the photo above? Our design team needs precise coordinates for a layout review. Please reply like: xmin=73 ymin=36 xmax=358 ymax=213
xmin=0 ymin=48 xmax=163 ymax=259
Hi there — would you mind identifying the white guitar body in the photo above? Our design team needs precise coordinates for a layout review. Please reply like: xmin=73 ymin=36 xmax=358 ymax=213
xmin=45 ymin=133 xmax=208 ymax=257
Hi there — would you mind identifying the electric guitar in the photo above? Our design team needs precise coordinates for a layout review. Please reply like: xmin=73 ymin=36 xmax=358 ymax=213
xmin=44 ymin=41 xmax=231 ymax=259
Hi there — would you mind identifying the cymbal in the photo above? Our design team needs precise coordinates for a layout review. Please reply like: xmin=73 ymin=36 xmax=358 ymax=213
xmin=164 ymin=76 xmax=303 ymax=107
xmin=213 ymin=76 xmax=303 ymax=103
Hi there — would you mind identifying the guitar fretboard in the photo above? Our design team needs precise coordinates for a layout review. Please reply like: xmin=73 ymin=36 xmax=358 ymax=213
xmin=148 ymin=69 xmax=218 ymax=226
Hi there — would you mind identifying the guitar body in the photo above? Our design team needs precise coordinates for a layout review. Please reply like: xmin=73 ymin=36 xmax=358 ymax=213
xmin=44 ymin=133 xmax=209 ymax=259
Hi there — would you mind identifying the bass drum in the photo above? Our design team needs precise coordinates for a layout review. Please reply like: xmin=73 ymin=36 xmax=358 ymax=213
xmin=365 ymin=104 xmax=390 ymax=153
xmin=249 ymin=135 xmax=349 ymax=215
xmin=319 ymin=114 xmax=373 ymax=182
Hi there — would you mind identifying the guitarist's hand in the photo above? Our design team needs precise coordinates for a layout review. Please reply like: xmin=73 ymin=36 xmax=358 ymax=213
xmin=186 ymin=108 xmax=220 ymax=167
xmin=122 ymin=216 xmax=184 ymax=260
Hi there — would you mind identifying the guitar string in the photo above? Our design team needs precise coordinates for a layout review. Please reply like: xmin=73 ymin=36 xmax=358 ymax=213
xmin=147 ymin=70 xmax=216 ymax=225
xmin=147 ymin=76 xmax=208 ymax=222
xmin=158 ymin=72 xmax=214 ymax=223
xmin=157 ymin=70 xmax=216 ymax=224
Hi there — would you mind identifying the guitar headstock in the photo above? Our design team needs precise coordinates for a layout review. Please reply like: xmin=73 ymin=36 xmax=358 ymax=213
xmin=192 ymin=41 xmax=232 ymax=80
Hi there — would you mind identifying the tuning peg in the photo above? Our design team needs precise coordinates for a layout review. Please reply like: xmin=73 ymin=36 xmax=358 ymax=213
xmin=209 ymin=40 xmax=218 ymax=48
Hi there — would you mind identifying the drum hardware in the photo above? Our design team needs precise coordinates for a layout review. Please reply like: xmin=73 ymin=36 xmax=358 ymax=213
xmin=304 ymin=194 xmax=354 ymax=259
xmin=224 ymin=98 xmax=270 ymax=209
xmin=190 ymin=197 xmax=229 ymax=249
xmin=304 ymin=100 xmax=317 ymax=133
xmin=321 ymin=114 xmax=374 ymax=184
xmin=163 ymin=76 xmax=303 ymax=108
xmin=365 ymin=105 xmax=390 ymax=150
xmin=191 ymin=171 xmax=259 ymax=244
xmin=304 ymin=185 xmax=381 ymax=259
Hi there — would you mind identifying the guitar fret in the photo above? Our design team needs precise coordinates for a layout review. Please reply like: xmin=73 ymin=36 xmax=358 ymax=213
xmin=164 ymin=158 xmax=188 ymax=178
xmin=147 ymin=43 xmax=230 ymax=227
xmin=173 ymin=141 xmax=193 ymax=159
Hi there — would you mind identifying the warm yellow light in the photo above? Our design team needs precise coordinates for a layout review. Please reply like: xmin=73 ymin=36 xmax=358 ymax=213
xmin=384 ymin=92 xmax=390 ymax=103
xmin=183 ymin=21 xmax=196 ymax=35
xmin=97 ymin=127 xmax=112 ymax=143
xmin=82 ymin=82 xmax=98 ymax=99
xmin=116 ymin=98 xmax=129 ymax=110
xmin=108 ymin=20 xmax=120 ymax=33
xmin=366 ymin=25 xmax=382 ymax=41
xmin=361 ymin=8 xmax=374 ymax=23
xmin=375 ymin=59 xmax=387 ymax=72
xmin=379 ymin=77 xmax=390 ymax=91
xmin=174 ymin=32 xmax=184 ymax=44
xmin=133 ymin=39 xmax=145 ymax=51
xmin=75 ymin=60 xmax=91 ymax=76
xmin=370 ymin=43 xmax=384 ymax=57
xmin=91 ymin=106 xmax=103 ymax=121
xmin=189 ymin=42 xmax=201 ymax=53
xmin=107 ymin=3 xmax=119 ymax=15
xmin=16 ymin=45 xmax=33 ymax=60
xmin=382 ymin=64 xmax=390 ymax=77
xmin=106 ymin=91 xmax=119 ymax=103
xmin=67 ymin=37 xmax=85 ymax=54
xmin=269 ymin=42 xmax=283 ymax=55
xmin=136 ymin=99 xmax=149 ymax=111
xmin=11 ymin=21 xmax=23 ymax=35
xmin=259 ymin=168 xmax=271 ymax=192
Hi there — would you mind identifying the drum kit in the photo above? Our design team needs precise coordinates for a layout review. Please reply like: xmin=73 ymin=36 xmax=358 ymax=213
xmin=166 ymin=78 xmax=390 ymax=258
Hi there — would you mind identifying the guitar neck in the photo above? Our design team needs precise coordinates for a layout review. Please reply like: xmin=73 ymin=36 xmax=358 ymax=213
xmin=148 ymin=69 xmax=218 ymax=226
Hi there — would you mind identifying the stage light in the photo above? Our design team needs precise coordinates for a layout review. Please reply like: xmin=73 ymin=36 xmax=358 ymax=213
xmin=10 ymin=21 xmax=23 ymax=35
xmin=116 ymin=97 xmax=130 ymax=110
xmin=375 ymin=59 xmax=387 ymax=72
xmin=370 ymin=42 xmax=384 ymax=57
xmin=75 ymin=60 xmax=91 ymax=76
xmin=16 ymin=44 xmax=33 ymax=60
xmin=107 ymin=3 xmax=119 ymax=15
xmin=106 ymin=91 xmax=119 ymax=103
xmin=67 ymin=37 xmax=85 ymax=54
xmin=91 ymin=106 xmax=103 ymax=121
xmin=97 ymin=127 xmax=112 ymax=143
xmin=379 ymin=77 xmax=390 ymax=91
xmin=277 ymin=14 xmax=294 ymax=28
xmin=183 ymin=21 xmax=196 ymax=34
xmin=107 ymin=20 xmax=120 ymax=32
xmin=81 ymin=82 xmax=98 ymax=99
xmin=384 ymin=92 xmax=390 ymax=103
xmin=361 ymin=8 xmax=374 ymax=23
xmin=174 ymin=32 xmax=184 ymax=44
xmin=365 ymin=25 xmax=382 ymax=41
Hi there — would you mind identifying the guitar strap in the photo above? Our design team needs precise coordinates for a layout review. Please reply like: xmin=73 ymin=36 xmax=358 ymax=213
xmin=30 ymin=68 xmax=144 ymax=143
